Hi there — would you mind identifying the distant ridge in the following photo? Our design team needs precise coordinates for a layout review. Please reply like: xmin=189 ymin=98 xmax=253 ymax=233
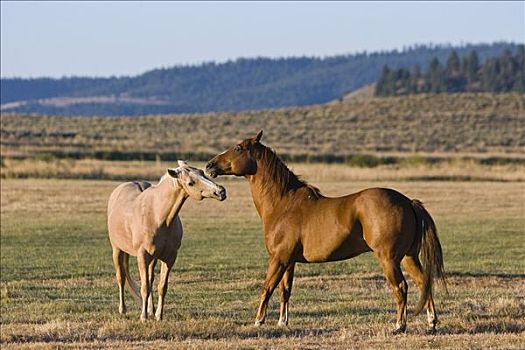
xmin=333 ymin=84 xmax=376 ymax=103
xmin=1 ymin=42 xmax=520 ymax=116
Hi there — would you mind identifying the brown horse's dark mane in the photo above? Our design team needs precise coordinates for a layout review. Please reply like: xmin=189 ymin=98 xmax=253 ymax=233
xmin=254 ymin=144 xmax=323 ymax=199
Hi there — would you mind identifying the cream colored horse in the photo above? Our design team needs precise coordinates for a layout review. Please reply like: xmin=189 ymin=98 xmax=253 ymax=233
xmin=107 ymin=161 xmax=226 ymax=321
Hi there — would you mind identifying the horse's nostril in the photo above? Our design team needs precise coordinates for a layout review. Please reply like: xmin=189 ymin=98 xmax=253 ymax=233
xmin=216 ymin=187 xmax=227 ymax=201
xmin=206 ymin=161 xmax=214 ymax=169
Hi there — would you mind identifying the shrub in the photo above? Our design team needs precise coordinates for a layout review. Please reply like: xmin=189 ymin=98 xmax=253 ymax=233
xmin=346 ymin=154 xmax=381 ymax=168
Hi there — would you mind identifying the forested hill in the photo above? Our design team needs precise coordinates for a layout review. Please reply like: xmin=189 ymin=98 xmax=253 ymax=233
xmin=1 ymin=42 xmax=520 ymax=116
xmin=375 ymin=46 xmax=525 ymax=96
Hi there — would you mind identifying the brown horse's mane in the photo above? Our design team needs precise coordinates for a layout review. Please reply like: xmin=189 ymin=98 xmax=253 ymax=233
xmin=254 ymin=144 xmax=323 ymax=199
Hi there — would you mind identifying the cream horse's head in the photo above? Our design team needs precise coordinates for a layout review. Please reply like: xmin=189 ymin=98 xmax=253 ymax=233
xmin=166 ymin=160 xmax=226 ymax=201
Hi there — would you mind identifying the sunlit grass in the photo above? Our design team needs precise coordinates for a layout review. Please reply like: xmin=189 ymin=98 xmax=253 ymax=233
xmin=1 ymin=175 xmax=524 ymax=348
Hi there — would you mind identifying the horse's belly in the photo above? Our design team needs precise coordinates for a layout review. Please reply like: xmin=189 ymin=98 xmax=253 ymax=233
xmin=108 ymin=211 xmax=137 ymax=255
xmin=300 ymin=228 xmax=371 ymax=263
xmin=301 ymin=244 xmax=371 ymax=263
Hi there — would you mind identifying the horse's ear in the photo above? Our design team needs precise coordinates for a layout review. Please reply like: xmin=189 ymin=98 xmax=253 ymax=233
xmin=252 ymin=130 xmax=263 ymax=143
xmin=177 ymin=160 xmax=188 ymax=167
xmin=167 ymin=168 xmax=180 ymax=178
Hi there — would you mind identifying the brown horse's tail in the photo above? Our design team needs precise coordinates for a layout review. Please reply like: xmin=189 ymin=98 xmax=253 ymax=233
xmin=411 ymin=199 xmax=447 ymax=315
xmin=122 ymin=254 xmax=142 ymax=306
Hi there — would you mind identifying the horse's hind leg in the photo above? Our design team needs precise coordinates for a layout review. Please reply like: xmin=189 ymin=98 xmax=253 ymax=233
xmin=137 ymin=248 xmax=153 ymax=321
xmin=148 ymin=259 xmax=157 ymax=317
xmin=112 ymin=247 xmax=126 ymax=315
xmin=378 ymin=256 xmax=408 ymax=334
xmin=402 ymin=255 xmax=437 ymax=333
xmin=278 ymin=263 xmax=295 ymax=327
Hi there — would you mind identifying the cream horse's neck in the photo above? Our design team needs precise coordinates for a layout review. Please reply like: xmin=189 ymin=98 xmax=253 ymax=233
xmin=150 ymin=176 xmax=188 ymax=227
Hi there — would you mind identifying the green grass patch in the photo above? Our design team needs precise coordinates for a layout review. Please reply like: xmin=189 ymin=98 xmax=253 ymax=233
xmin=1 ymin=179 xmax=524 ymax=348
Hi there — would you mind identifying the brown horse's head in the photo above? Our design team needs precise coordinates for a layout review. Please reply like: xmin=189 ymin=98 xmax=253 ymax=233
xmin=206 ymin=130 xmax=263 ymax=178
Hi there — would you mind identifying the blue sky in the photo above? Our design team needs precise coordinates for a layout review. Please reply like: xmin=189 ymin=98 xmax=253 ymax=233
xmin=1 ymin=1 xmax=523 ymax=78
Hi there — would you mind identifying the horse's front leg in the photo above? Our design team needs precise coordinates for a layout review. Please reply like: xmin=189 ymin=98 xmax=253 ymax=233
xmin=255 ymin=256 xmax=288 ymax=326
xmin=278 ymin=263 xmax=295 ymax=326
xmin=148 ymin=258 xmax=157 ymax=317
xmin=155 ymin=256 xmax=176 ymax=321
xmin=137 ymin=247 xmax=154 ymax=321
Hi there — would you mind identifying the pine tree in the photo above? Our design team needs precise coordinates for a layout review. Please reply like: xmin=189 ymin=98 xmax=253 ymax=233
xmin=445 ymin=51 xmax=465 ymax=92
xmin=410 ymin=65 xmax=422 ymax=93
xmin=513 ymin=45 xmax=525 ymax=92
xmin=499 ymin=49 xmax=515 ymax=91
xmin=395 ymin=68 xmax=411 ymax=95
xmin=481 ymin=58 xmax=500 ymax=91
xmin=465 ymin=51 xmax=480 ymax=91
xmin=375 ymin=65 xmax=391 ymax=96
xmin=427 ymin=57 xmax=445 ymax=93
xmin=446 ymin=50 xmax=461 ymax=74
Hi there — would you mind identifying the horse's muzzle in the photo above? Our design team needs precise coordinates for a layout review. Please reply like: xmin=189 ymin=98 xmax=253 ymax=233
xmin=206 ymin=161 xmax=219 ymax=178
xmin=215 ymin=187 xmax=227 ymax=201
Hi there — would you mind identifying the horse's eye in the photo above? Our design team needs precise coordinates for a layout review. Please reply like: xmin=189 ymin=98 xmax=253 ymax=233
xmin=188 ymin=181 xmax=194 ymax=187
xmin=234 ymin=145 xmax=242 ymax=153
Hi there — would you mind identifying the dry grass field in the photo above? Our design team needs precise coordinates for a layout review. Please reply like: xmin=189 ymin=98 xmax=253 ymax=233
xmin=1 ymin=165 xmax=524 ymax=349
xmin=1 ymin=92 xmax=524 ymax=348
xmin=2 ymin=158 xmax=525 ymax=182
xmin=2 ymin=93 xmax=524 ymax=159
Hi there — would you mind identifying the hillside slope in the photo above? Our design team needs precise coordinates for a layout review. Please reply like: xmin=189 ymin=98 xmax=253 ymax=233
xmin=2 ymin=93 xmax=524 ymax=160
xmin=1 ymin=43 xmax=519 ymax=116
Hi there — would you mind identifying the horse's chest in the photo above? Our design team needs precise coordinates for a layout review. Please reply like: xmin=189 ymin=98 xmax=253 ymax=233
xmin=141 ymin=220 xmax=183 ymax=259
xmin=263 ymin=215 xmax=301 ymax=254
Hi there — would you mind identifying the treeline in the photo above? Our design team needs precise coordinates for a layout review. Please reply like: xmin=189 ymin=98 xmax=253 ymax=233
xmin=375 ymin=46 xmax=525 ymax=96
xmin=1 ymin=42 xmax=520 ymax=116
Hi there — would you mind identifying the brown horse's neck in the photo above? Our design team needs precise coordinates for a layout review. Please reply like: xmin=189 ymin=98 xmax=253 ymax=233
xmin=247 ymin=171 xmax=274 ymax=219
xmin=246 ymin=146 xmax=320 ymax=219
xmin=149 ymin=177 xmax=188 ymax=227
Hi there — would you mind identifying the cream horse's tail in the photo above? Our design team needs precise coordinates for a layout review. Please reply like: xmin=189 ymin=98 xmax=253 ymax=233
xmin=122 ymin=255 xmax=142 ymax=306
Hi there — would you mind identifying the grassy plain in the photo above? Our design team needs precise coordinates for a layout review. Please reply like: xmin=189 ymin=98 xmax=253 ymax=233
xmin=1 ymin=166 xmax=524 ymax=349
xmin=2 ymin=158 xmax=525 ymax=182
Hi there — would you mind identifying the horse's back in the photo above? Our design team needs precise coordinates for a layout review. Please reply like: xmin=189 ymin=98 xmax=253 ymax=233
xmin=108 ymin=181 xmax=151 ymax=212
xmin=107 ymin=181 xmax=152 ymax=252
xmin=353 ymin=187 xmax=411 ymax=206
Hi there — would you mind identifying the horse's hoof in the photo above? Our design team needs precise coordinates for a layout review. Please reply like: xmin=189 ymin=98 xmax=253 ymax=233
xmin=254 ymin=319 xmax=264 ymax=327
xmin=277 ymin=319 xmax=288 ymax=327
xmin=426 ymin=327 xmax=436 ymax=335
xmin=392 ymin=326 xmax=406 ymax=335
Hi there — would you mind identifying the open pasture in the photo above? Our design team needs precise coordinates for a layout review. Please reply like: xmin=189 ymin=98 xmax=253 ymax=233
xmin=1 ymin=167 xmax=524 ymax=349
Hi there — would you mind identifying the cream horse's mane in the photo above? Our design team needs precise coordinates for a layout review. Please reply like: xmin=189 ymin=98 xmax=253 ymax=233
xmin=158 ymin=172 xmax=171 ymax=184
xmin=158 ymin=161 xmax=188 ymax=184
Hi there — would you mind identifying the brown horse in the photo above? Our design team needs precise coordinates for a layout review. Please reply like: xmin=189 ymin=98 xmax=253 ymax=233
xmin=206 ymin=131 xmax=445 ymax=334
